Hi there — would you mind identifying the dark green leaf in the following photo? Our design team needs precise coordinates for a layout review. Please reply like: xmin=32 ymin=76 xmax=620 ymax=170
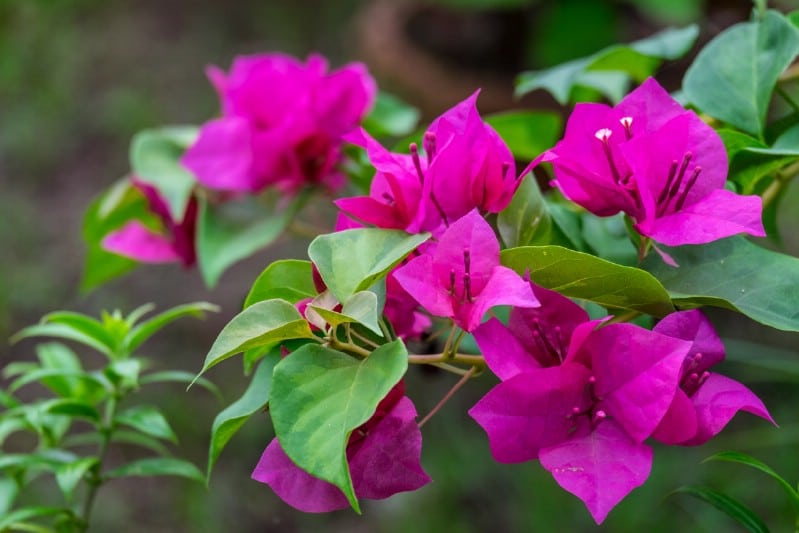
xmin=684 ymin=10 xmax=799 ymax=136
xmin=129 ymin=126 xmax=198 ymax=221
xmin=115 ymin=405 xmax=177 ymax=443
xmin=516 ymin=25 xmax=698 ymax=103
xmin=497 ymin=175 xmax=552 ymax=248
xmin=362 ymin=91 xmax=420 ymax=137
xmin=502 ymin=245 xmax=674 ymax=316
xmin=643 ymin=237 xmax=799 ymax=331
xmin=309 ymin=228 xmax=429 ymax=303
xmin=124 ymin=301 xmax=218 ymax=353
xmin=198 ymin=299 xmax=315 ymax=376
xmin=485 ymin=111 xmax=561 ymax=161
xmin=244 ymin=259 xmax=316 ymax=308
xmin=38 ymin=312 xmax=117 ymax=354
xmin=672 ymin=486 xmax=770 ymax=533
xmin=207 ymin=353 xmax=278 ymax=479
xmin=197 ymin=191 xmax=309 ymax=288
xmin=270 ymin=340 xmax=408 ymax=512
xmin=703 ymin=451 xmax=799 ymax=514
xmin=39 ymin=399 xmax=100 ymax=423
xmin=104 ymin=457 xmax=205 ymax=484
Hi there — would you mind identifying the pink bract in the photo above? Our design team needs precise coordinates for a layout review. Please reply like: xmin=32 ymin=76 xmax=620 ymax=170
xmin=469 ymin=284 xmax=692 ymax=523
xmin=102 ymin=178 xmax=197 ymax=267
xmin=651 ymin=309 xmax=774 ymax=445
xmin=182 ymin=53 xmax=376 ymax=194
xmin=533 ymin=77 xmax=765 ymax=247
xmin=336 ymin=91 xmax=522 ymax=236
xmin=393 ymin=210 xmax=539 ymax=332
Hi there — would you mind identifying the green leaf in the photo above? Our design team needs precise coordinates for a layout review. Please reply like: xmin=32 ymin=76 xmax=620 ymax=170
xmin=270 ymin=340 xmax=408 ymax=512
xmin=10 ymin=323 xmax=113 ymax=358
xmin=244 ymin=259 xmax=316 ymax=308
xmin=501 ymin=245 xmax=674 ymax=316
xmin=115 ymin=405 xmax=177 ymax=443
xmin=38 ymin=312 xmax=117 ymax=354
xmin=130 ymin=126 xmax=198 ymax=221
xmin=672 ymin=486 xmax=770 ymax=533
xmin=198 ymin=299 xmax=315 ymax=376
xmin=362 ymin=91 xmax=420 ymax=137
xmin=124 ymin=301 xmax=218 ymax=353
xmin=719 ymin=129 xmax=795 ymax=194
xmin=39 ymin=399 xmax=100 ymax=423
xmin=684 ymin=10 xmax=799 ymax=136
xmin=498 ymin=175 xmax=551 ymax=248
xmin=309 ymin=228 xmax=429 ymax=303
xmin=0 ymin=507 xmax=68 ymax=531
xmin=207 ymin=353 xmax=278 ymax=480
xmin=704 ymin=451 xmax=799 ymax=514
xmin=104 ymin=457 xmax=205 ymax=484
xmin=485 ymin=111 xmax=562 ymax=160
xmin=516 ymin=25 xmax=698 ymax=103
xmin=197 ymin=191 xmax=308 ymax=288
xmin=642 ymin=237 xmax=799 ymax=331
xmin=308 ymin=291 xmax=383 ymax=337
xmin=105 ymin=359 xmax=141 ymax=389
xmin=55 ymin=457 xmax=98 ymax=502
xmin=8 ymin=368 xmax=108 ymax=401
xmin=0 ymin=476 xmax=19 ymax=516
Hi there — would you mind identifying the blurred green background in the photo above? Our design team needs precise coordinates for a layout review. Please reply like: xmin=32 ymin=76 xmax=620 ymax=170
xmin=3 ymin=0 xmax=799 ymax=531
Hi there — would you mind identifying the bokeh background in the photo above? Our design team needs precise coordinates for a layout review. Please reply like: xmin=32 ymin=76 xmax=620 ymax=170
xmin=3 ymin=0 xmax=799 ymax=531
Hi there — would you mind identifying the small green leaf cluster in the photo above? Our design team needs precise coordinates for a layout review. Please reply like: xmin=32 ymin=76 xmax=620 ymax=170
xmin=1 ymin=302 xmax=217 ymax=532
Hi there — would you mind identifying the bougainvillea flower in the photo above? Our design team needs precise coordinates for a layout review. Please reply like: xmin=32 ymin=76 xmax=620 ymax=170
xmin=651 ymin=309 xmax=774 ymax=446
xmin=384 ymin=272 xmax=432 ymax=340
xmin=535 ymin=77 xmax=764 ymax=247
xmin=393 ymin=210 xmax=539 ymax=332
xmin=102 ymin=178 xmax=197 ymax=267
xmin=182 ymin=53 xmax=376 ymax=194
xmin=336 ymin=92 xmax=520 ymax=235
xmin=252 ymin=383 xmax=430 ymax=512
xmin=470 ymin=284 xmax=692 ymax=523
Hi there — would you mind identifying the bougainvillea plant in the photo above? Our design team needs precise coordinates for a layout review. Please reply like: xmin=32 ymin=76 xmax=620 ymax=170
xmin=16 ymin=1 xmax=798 ymax=529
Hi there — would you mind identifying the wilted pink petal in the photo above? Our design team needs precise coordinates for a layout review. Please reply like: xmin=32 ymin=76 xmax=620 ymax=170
xmin=539 ymin=420 xmax=653 ymax=524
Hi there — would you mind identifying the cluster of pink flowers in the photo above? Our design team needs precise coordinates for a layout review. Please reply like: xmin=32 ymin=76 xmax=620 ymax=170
xmin=102 ymin=53 xmax=376 ymax=266
xmin=102 ymin=51 xmax=774 ymax=522
xmin=245 ymin=72 xmax=772 ymax=521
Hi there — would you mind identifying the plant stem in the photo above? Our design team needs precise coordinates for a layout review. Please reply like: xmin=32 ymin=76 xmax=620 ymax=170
xmin=418 ymin=366 xmax=477 ymax=428
xmin=79 ymin=394 xmax=119 ymax=531
xmin=605 ymin=310 xmax=641 ymax=325
xmin=776 ymin=85 xmax=799 ymax=115
xmin=408 ymin=352 xmax=485 ymax=368
xmin=762 ymin=160 xmax=799 ymax=208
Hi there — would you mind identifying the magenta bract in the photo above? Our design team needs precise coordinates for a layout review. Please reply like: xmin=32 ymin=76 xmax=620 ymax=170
xmin=651 ymin=309 xmax=774 ymax=445
xmin=536 ymin=78 xmax=765 ymax=247
xmin=393 ymin=210 xmax=539 ymax=332
xmin=336 ymin=92 xmax=521 ymax=236
xmin=102 ymin=178 xmax=197 ymax=267
xmin=182 ymin=53 xmax=376 ymax=194
xmin=470 ymin=284 xmax=692 ymax=523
